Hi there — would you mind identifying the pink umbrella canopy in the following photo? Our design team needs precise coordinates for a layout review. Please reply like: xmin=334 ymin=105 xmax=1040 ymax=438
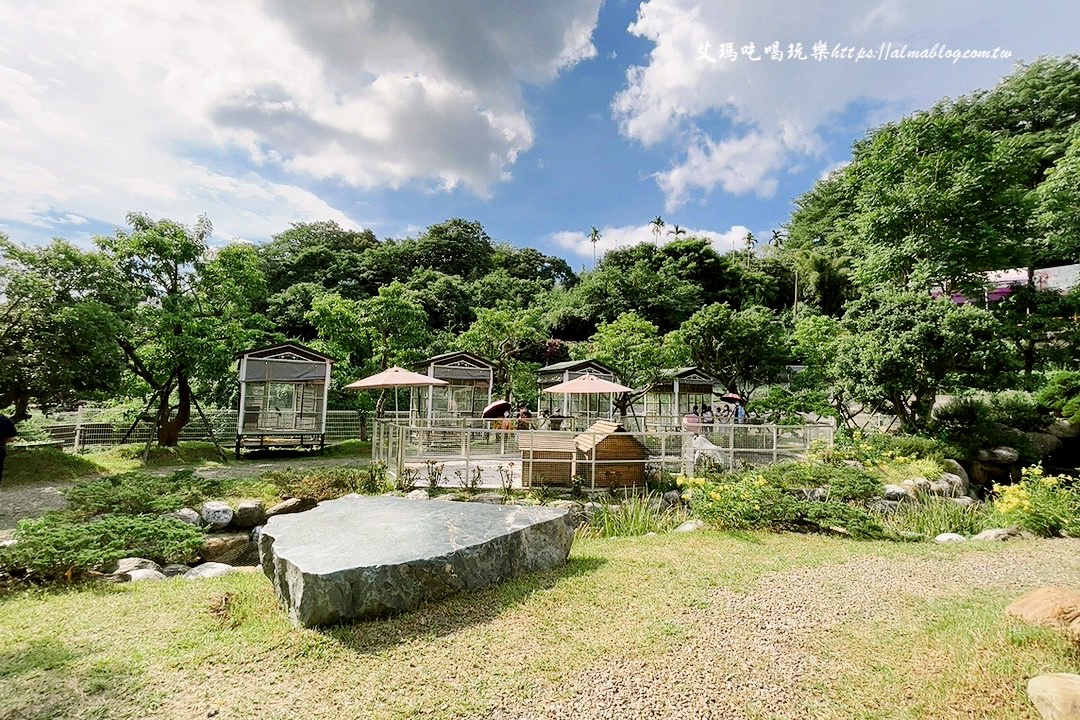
xmin=542 ymin=373 xmax=633 ymax=395
xmin=344 ymin=367 xmax=448 ymax=390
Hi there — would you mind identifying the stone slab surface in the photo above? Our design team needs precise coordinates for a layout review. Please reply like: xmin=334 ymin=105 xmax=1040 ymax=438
xmin=258 ymin=494 xmax=574 ymax=627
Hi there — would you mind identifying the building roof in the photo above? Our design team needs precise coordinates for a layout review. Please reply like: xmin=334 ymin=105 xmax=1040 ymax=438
xmin=413 ymin=351 xmax=495 ymax=369
xmin=537 ymin=359 xmax=617 ymax=375
xmin=658 ymin=367 xmax=718 ymax=382
xmin=237 ymin=342 xmax=335 ymax=363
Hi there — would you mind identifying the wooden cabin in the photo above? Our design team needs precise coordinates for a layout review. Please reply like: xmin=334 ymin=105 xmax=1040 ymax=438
xmin=575 ymin=420 xmax=650 ymax=488
xmin=536 ymin=359 xmax=620 ymax=420
xmin=412 ymin=351 xmax=494 ymax=423
xmin=642 ymin=367 xmax=719 ymax=429
xmin=235 ymin=343 xmax=333 ymax=456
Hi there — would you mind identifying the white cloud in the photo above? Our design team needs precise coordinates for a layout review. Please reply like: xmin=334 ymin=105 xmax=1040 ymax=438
xmin=0 ymin=0 xmax=601 ymax=241
xmin=551 ymin=222 xmax=750 ymax=259
xmin=613 ymin=0 xmax=1079 ymax=210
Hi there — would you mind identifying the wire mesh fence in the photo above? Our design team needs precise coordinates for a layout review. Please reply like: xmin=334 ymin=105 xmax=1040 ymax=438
xmin=26 ymin=406 xmax=370 ymax=452
xmin=372 ymin=420 xmax=835 ymax=490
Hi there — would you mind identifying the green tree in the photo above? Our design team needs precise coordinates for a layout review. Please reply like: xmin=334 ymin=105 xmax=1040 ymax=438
xmin=677 ymin=303 xmax=789 ymax=397
xmin=457 ymin=305 xmax=545 ymax=401
xmin=831 ymin=293 xmax=1014 ymax=432
xmin=0 ymin=238 xmax=126 ymax=420
xmin=96 ymin=213 xmax=269 ymax=445
xmin=573 ymin=312 xmax=679 ymax=420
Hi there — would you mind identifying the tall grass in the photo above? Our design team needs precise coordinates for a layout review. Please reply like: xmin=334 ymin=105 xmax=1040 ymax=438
xmin=579 ymin=495 xmax=687 ymax=538
xmin=877 ymin=497 xmax=991 ymax=538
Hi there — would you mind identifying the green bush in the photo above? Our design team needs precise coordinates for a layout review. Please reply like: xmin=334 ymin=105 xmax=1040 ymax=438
xmin=684 ymin=473 xmax=800 ymax=530
xmin=747 ymin=386 xmax=837 ymax=424
xmin=989 ymin=391 xmax=1050 ymax=432
xmin=64 ymin=470 xmax=225 ymax=518
xmin=1036 ymin=371 xmax=1080 ymax=424
xmin=990 ymin=466 xmax=1080 ymax=537
xmin=932 ymin=396 xmax=1039 ymax=464
xmin=746 ymin=462 xmax=882 ymax=504
xmin=800 ymin=502 xmax=885 ymax=539
xmin=877 ymin=497 xmax=990 ymax=538
xmin=260 ymin=467 xmax=373 ymax=501
xmin=7 ymin=513 xmax=205 ymax=579
xmin=817 ymin=429 xmax=946 ymax=467
xmin=824 ymin=469 xmax=884 ymax=504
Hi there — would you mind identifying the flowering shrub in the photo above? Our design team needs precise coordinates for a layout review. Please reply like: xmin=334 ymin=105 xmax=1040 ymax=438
xmin=991 ymin=466 xmax=1080 ymax=537
xmin=811 ymin=429 xmax=945 ymax=467
xmin=679 ymin=470 xmax=885 ymax=538
xmin=680 ymin=473 xmax=798 ymax=530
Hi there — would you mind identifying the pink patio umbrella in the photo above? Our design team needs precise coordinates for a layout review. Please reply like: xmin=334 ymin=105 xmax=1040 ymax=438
xmin=345 ymin=366 xmax=447 ymax=416
xmin=542 ymin=373 xmax=633 ymax=395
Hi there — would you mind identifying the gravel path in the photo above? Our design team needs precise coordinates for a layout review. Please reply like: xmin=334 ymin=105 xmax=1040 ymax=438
xmin=493 ymin=539 xmax=1080 ymax=720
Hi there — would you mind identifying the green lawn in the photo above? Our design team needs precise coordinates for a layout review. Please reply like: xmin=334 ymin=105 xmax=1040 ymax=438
xmin=1 ymin=533 xmax=1074 ymax=719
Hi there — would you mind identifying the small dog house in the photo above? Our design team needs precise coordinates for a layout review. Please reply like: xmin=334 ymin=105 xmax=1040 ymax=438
xmin=519 ymin=420 xmax=649 ymax=489
xmin=235 ymin=342 xmax=334 ymax=456
xmin=575 ymin=420 xmax=650 ymax=488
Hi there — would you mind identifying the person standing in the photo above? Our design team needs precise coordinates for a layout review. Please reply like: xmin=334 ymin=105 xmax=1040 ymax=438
xmin=0 ymin=414 xmax=17 ymax=487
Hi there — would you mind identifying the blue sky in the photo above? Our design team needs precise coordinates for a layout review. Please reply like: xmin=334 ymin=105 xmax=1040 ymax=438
xmin=0 ymin=1 xmax=1077 ymax=268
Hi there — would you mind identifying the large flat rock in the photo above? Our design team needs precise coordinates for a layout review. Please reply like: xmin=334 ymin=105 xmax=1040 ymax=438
xmin=258 ymin=494 xmax=575 ymax=627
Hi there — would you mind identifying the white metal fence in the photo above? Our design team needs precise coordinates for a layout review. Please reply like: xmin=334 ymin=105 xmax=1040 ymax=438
xmin=28 ymin=406 xmax=369 ymax=452
xmin=372 ymin=420 xmax=835 ymax=490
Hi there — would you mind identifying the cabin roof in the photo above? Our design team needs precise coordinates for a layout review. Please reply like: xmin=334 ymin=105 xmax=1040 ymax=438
xmin=237 ymin=342 xmax=335 ymax=363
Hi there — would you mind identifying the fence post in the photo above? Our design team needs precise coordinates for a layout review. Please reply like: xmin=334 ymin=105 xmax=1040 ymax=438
xmin=728 ymin=423 xmax=735 ymax=470
xmin=74 ymin=405 xmax=84 ymax=453
xmin=772 ymin=425 xmax=778 ymax=463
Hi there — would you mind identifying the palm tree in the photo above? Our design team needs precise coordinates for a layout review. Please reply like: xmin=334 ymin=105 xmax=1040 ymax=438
xmin=743 ymin=231 xmax=756 ymax=270
xmin=650 ymin=215 xmax=665 ymax=244
xmin=588 ymin=226 xmax=601 ymax=266
xmin=667 ymin=224 xmax=687 ymax=239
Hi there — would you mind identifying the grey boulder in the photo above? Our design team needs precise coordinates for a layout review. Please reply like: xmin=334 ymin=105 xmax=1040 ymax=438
xmin=184 ymin=562 xmax=237 ymax=579
xmin=232 ymin=500 xmax=266 ymax=528
xmin=200 ymin=501 xmax=234 ymax=529
xmin=267 ymin=497 xmax=318 ymax=517
xmin=933 ymin=533 xmax=967 ymax=544
xmin=259 ymin=495 xmax=574 ymax=628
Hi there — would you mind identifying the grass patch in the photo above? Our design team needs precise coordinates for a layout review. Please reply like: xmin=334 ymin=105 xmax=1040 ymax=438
xmin=2 ymin=449 xmax=105 ymax=487
xmin=2 ymin=533 xmax=1060 ymax=719
xmin=816 ymin=589 xmax=1079 ymax=719
xmin=578 ymin=495 xmax=688 ymax=538
xmin=878 ymin=496 xmax=992 ymax=538
xmin=86 ymin=442 xmax=228 ymax=475
xmin=321 ymin=440 xmax=372 ymax=458
xmin=874 ymin=457 xmax=946 ymax=487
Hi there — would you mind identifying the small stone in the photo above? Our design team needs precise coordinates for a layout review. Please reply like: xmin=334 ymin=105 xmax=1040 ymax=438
xmin=1047 ymin=418 xmax=1080 ymax=439
xmin=468 ymin=493 xmax=506 ymax=505
xmin=200 ymin=501 xmax=234 ymax=529
xmin=232 ymin=500 xmax=266 ymax=528
xmin=902 ymin=477 xmax=932 ymax=495
xmin=662 ymin=490 xmax=683 ymax=507
xmin=202 ymin=532 xmax=253 ymax=563
xmin=950 ymin=496 xmax=975 ymax=508
xmin=883 ymin=484 xmax=911 ymax=501
xmin=184 ymin=562 xmax=236 ymax=579
xmin=406 ymin=489 xmax=430 ymax=500
xmin=171 ymin=508 xmax=202 ymax=526
xmin=1027 ymin=673 xmax=1080 ymax=720
xmin=942 ymin=459 xmax=969 ymax=491
xmin=936 ymin=472 xmax=966 ymax=497
xmin=266 ymin=497 xmax=318 ymax=517
xmin=987 ymin=446 xmax=1020 ymax=464
xmin=872 ymin=500 xmax=901 ymax=515
xmin=971 ymin=527 xmax=1019 ymax=542
xmin=161 ymin=564 xmax=190 ymax=577
xmin=933 ymin=533 xmax=967 ymax=544
xmin=673 ymin=519 xmax=706 ymax=533
xmin=548 ymin=500 xmax=585 ymax=525
xmin=111 ymin=557 xmax=161 ymax=575
xmin=127 ymin=568 xmax=166 ymax=582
